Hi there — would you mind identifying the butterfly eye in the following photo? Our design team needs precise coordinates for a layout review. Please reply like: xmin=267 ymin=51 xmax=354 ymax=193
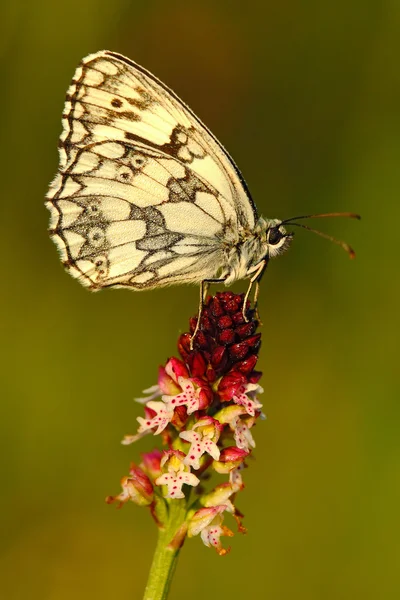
xmin=268 ymin=227 xmax=284 ymax=245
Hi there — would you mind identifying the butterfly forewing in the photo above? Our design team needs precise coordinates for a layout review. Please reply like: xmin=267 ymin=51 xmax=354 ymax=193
xmin=47 ymin=51 xmax=256 ymax=290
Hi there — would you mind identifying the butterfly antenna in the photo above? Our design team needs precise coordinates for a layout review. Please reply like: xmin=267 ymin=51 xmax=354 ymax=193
xmin=282 ymin=212 xmax=361 ymax=223
xmin=288 ymin=222 xmax=356 ymax=258
xmin=281 ymin=212 xmax=360 ymax=258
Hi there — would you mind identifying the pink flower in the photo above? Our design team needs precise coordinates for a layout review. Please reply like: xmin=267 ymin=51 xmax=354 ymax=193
xmin=232 ymin=382 xmax=263 ymax=416
xmin=135 ymin=359 xmax=188 ymax=405
xmin=140 ymin=449 xmax=163 ymax=479
xmin=162 ymin=378 xmax=200 ymax=415
xmin=213 ymin=447 xmax=249 ymax=474
xmin=106 ymin=466 xmax=154 ymax=508
xmin=217 ymin=371 xmax=247 ymax=402
xmin=155 ymin=450 xmax=200 ymax=499
xmin=162 ymin=376 xmax=212 ymax=415
xmin=188 ymin=506 xmax=234 ymax=555
xmin=214 ymin=404 xmax=256 ymax=451
xmin=136 ymin=401 xmax=174 ymax=435
xmin=180 ymin=417 xmax=223 ymax=470
xmin=164 ymin=357 xmax=190 ymax=382
xmin=232 ymin=416 xmax=256 ymax=451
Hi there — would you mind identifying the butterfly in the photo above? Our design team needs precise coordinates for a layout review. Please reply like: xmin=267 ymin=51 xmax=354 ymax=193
xmin=46 ymin=51 xmax=359 ymax=337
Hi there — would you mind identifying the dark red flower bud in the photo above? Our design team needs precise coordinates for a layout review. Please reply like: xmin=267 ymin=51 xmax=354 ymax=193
xmin=248 ymin=370 xmax=262 ymax=384
xmin=224 ymin=298 xmax=241 ymax=313
xmin=229 ymin=333 xmax=261 ymax=361
xmin=196 ymin=317 xmax=209 ymax=335
xmin=218 ymin=328 xmax=236 ymax=345
xmin=218 ymin=446 xmax=249 ymax=463
xmin=218 ymin=371 xmax=247 ymax=401
xmin=194 ymin=330 xmax=208 ymax=349
xmin=211 ymin=346 xmax=227 ymax=369
xmin=235 ymin=321 xmax=256 ymax=339
xmin=234 ymin=354 xmax=258 ymax=375
xmin=218 ymin=315 xmax=233 ymax=329
xmin=244 ymin=334 xmax=262 ymax=350
xmin=209 ymin=296 xmax=225 ymax=318
xmin=178 ymin=332 xmax=192 ymax=360
xmin=206 ymin=365 xmax=216 ymax=383
xmin=232 ymin=311 xmax=246 ymax=326
xmin=198 ymin=386 xmax=213 ymax=410
xmin=188 ymin=351 xmax=207 ymax=377
xmin=229 ymin=341 xmax=250 ymax=361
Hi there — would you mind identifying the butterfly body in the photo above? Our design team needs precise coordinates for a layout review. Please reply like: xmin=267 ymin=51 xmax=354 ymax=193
xmin=46 ymin=51 xmax=292 ymax=296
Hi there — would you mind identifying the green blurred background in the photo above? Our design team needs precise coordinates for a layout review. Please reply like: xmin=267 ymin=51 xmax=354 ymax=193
xmin=1 ymin=1 xmax=399 ymax=598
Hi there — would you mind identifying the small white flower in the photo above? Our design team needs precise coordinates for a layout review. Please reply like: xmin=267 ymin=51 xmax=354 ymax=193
xmin=180 ymin=421 xmax=221 ymax=470
xmin=188 ymin=506 xmax=233 ymax=555
xmin=136 ymin=401 xmax=174 ymax=435
xmin=233 ymin=382 xmax=263 ymax=416
xmin=155 ymin=452 xmax=200 ymax=499
xmin=232 ymin=416 xmax=256 ymax=451
xmin=162 ymin=377 xmax=200 ymax=415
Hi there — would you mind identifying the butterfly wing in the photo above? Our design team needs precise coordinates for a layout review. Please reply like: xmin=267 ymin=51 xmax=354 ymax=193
xmin=46 ymin=51 xmax=257 ymax=290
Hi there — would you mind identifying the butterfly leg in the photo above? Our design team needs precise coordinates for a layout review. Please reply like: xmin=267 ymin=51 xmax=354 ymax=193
xmin=243 ymin=260 xmax=268 ymax=322
xmin=190 ymin=278 xmax=225 ymax=349
xmin=253 ymin=260 xmax=269 ymax=323
xmin=253 ymin=281 xmax=263 ymax=325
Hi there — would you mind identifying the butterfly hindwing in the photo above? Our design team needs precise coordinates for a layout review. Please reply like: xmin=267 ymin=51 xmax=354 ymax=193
xmin=49 ymin=142 xmax=232 ymax=289
xmin=47 ymin=51 xmax=257 ymax=289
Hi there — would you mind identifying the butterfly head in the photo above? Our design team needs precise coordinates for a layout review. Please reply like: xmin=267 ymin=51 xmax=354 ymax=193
xmin=251 ymin=217 xmax=293 ymax=264
xmin=253 ymin=210 xmax=361 ymax=268
xmin=263 ymin=218 xmax=293 ymax=259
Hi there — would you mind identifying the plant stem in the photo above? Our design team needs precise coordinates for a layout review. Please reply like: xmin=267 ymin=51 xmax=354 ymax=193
xmin=143 ymin=499 xmax=187 ymax=600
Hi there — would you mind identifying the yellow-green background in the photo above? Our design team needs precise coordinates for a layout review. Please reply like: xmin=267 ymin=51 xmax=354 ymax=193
xmin=1 ymin=1 xmax=399 ymax=598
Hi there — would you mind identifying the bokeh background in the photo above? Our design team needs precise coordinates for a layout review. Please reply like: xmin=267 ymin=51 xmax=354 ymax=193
xmin=1 ymin=1 xmax=399 ymax=598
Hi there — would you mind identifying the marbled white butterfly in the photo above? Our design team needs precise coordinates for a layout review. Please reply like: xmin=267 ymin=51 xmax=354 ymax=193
xmin=46 ymin=51 xmax=359 ymax=333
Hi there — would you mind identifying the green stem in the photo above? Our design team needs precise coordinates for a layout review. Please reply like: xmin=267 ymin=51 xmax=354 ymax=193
xmin=143 ymin=499 xmax=188 ymax=600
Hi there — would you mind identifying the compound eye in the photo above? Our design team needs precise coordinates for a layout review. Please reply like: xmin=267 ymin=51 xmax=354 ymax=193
xmin=268 ymin=227 xmax=283 ymax=245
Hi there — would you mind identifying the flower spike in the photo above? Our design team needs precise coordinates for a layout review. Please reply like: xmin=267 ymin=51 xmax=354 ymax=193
xmin=108 ymin=292 xmax=265 ymax=554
